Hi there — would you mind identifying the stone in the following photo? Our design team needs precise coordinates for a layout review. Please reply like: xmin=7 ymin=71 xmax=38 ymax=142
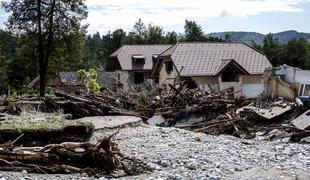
xmin=81 ymin=172 xmax=88 ymax=177
xmin=21 ymin=170 xmax=28 ymax=174
xmin=147 ymin=115 xmax=166 ymax=126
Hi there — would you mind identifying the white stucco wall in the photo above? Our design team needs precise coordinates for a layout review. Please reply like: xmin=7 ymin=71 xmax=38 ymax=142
xmin=241 ymin=75 xmax=264 ymax=98
xmin=275 ymin=66 xmax=310 ymax=84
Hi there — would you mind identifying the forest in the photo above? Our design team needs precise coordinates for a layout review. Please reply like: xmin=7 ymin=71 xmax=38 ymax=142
xmin=0 ymin=1 xmax=310 ymax=94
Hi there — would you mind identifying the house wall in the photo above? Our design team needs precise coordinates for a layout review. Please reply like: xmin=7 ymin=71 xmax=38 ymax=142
xmin=275 ymin=66 xmax=310 ymax=84
xmin=159 ymin=62 xmax=178 ymax=90
xmin=191 ymin=77 xmax=219 ymax=92
xmin=116 ymin=70 xmax=153 ymax=91
xmin=192 ymin=75 xmax=264 ymax=98
xmin=241 ymin=75 xmax=264 ymax=98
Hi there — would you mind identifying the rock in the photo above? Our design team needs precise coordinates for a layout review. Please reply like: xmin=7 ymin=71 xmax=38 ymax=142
xmin=81 ymin=172 xmax=88 ymax=177
xmin=21 ymin=170 xmax=27 ymax=174
xmin=186 ymin=159 xmax=198 ymax=170
xmin=281 ymin=137 xmax=291 ymax=143
xmin=147 ymin=115 xmax=166 ymax=126
xmin=159 ymin=160 xmax=170 ymax=167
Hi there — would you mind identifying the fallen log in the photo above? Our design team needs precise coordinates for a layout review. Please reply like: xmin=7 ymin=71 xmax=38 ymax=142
xmin=0 ymin=132 xmax=146 ymax=175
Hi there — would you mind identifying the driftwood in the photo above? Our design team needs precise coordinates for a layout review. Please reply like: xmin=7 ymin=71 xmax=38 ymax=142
xmin=0 ymin=132 xmax=146 ymax=175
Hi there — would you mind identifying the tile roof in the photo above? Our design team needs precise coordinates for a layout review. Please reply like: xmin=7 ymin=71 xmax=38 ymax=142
xmin=161 ymin=42 xmax=272 ymax=76
xmin=110 ymin=45 xmax=172 ymax=71
xmin=215 ymin=59 xmax=250 ymax=75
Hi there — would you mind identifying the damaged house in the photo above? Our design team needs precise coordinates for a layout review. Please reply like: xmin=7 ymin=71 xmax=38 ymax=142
xmin=105 ymin=45 xmax=172 ymax=90
xmin=265 ymin=64 xmax=310 ymax=100
xmin=152 ymin=42 xmax=272 ymax=98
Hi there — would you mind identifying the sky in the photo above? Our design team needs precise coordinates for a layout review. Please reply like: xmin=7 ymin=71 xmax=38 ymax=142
xmin=1 ymin=0 xmax=310 ymax=35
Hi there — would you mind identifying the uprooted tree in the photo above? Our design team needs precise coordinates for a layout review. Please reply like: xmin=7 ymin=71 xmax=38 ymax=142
xmin=1 ymin=0 xmax=88 ymax=97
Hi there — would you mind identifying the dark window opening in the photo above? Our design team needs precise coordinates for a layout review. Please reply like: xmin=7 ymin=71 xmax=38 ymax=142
xmin=154 ymin=77 xmax=159 ymax=84
xmin=134 ymin=72 xmax=144 ymax=84
xmin=132 ymin=55 xmax=145 ymax=65
xmin=165 ymin=61 xmax=173 ymax=73
xmin=221 ymin=67 xmax=240 ymax=82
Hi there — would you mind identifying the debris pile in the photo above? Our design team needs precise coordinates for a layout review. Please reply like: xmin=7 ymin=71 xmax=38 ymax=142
xmin=0 ymin=133 xmax=145 ymax=176
xmin=1 ymin=82 xmax=310 ymax=143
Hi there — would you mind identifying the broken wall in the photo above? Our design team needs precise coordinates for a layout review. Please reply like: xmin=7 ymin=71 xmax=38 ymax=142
xmin=265 ymin=75 xmax=295 ymax=100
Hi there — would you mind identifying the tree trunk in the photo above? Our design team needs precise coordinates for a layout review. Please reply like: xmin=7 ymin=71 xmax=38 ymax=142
xmin=44 ymin=0 xmax=56 ymax=84
xmin=37 ymin=0 xmax=45 ymax=97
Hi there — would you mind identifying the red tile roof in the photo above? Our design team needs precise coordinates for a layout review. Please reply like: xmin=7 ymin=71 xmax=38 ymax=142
xmin=160 ymin=43 xmax=272 ymax=76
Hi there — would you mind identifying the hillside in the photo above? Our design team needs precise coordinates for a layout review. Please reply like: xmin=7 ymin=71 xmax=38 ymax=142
xmin=207 ymin=30 xmax=310 ymax=45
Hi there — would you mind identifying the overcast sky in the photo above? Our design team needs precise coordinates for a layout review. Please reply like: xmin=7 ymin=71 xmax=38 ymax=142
xmin=1 ymin=0 xmax=310 ymax=35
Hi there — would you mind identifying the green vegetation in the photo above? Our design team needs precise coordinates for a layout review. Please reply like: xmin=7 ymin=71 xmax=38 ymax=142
xmin=253 ymin=34 xmax=310 ymax=69
xmin=0 ymin=2 xmax=309 ymax=96
xmin=77 ymin=69 xmax=100 ymax=93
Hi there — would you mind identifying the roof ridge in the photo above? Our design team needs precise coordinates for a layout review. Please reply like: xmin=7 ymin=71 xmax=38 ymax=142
xmin=177 ymin=42 xmax=244 ymax=45
xmin=170 ymin=42 xmax=179 ymax=56
xmin=121 ymin=44 xmax=172 ymax=46
xmin=158 ymin=43 xmax=178 ymax=57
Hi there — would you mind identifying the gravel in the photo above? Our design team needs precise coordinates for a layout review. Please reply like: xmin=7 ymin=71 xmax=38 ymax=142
xmin=112 ymin=126 xmax=310 ymax=180
xmin=1 ymin=123 xmax=310 ymax=179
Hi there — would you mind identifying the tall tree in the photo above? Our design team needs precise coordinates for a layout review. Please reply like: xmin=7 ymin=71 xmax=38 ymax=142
xmin=2 ymin=0 xmax=88 ymax=96
xmin=279 ymin=38 xmax=310 ymax=68
xmin=145 ymin=24 xmax=165 ymax=44
xmin=165 ymin=31 xmax=178 ymax=44
xmin=184 ymin=19 xmax=205 ymax=42
xmin=262 ymin=33 xmax=281 ymax=66
xmin=126 ymin=18 xmax=147 ymax=44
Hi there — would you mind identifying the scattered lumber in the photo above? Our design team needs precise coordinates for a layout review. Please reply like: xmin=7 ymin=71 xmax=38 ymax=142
xmin=0 ymin=132 xmax=145 ymax=175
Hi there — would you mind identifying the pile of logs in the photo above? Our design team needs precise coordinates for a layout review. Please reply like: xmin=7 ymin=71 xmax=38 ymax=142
xmin=50 ymin=82 xmax=242 ymax=121
xmin=0 ymin=132 xmax=145 ymax=175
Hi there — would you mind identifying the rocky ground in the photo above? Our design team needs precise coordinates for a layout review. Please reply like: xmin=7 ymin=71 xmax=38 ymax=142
xmin=1 ymin=116 xmax=310 ymax=179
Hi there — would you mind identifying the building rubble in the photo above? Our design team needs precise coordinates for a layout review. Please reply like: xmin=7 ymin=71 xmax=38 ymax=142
xmin=1 ymin=68 xmax=310 ymax=143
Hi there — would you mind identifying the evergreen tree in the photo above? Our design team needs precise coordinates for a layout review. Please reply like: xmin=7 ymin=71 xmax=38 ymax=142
xmin=2 ymin=0 xmax=88 ymax=96
xmin=184 ymin=19 xmax=205 ymax=42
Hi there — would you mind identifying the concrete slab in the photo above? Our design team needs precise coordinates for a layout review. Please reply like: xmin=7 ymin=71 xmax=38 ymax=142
xmin=292 ymin=109 xmax=310 ymax=130
xmin=238 ymin=105 xmax=293 ymax=120
xmin=78 ymin=116 xmax=143 ymax=130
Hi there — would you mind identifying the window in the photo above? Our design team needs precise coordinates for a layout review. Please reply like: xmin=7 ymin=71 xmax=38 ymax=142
xmin=132 ymin=55 xmax=145 ymax=65
xmin=134 ymin=72 xmax=144 ymax=84
xmin=299 ymin=84 xmax=310 ymax=96
xmin=165 ymin=61 xmax=173 ymax=73
xmin=221 ymin=67 xmax=240 ymax=82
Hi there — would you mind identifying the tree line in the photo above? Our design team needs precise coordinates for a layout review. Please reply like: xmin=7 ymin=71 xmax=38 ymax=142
xmin=0 ymin=0 xmax=310 ymax=95
xmin=253 ymin=34 xmax=310 ymax=69
xmin=0 ymin=16 xmax=226 ymax=94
